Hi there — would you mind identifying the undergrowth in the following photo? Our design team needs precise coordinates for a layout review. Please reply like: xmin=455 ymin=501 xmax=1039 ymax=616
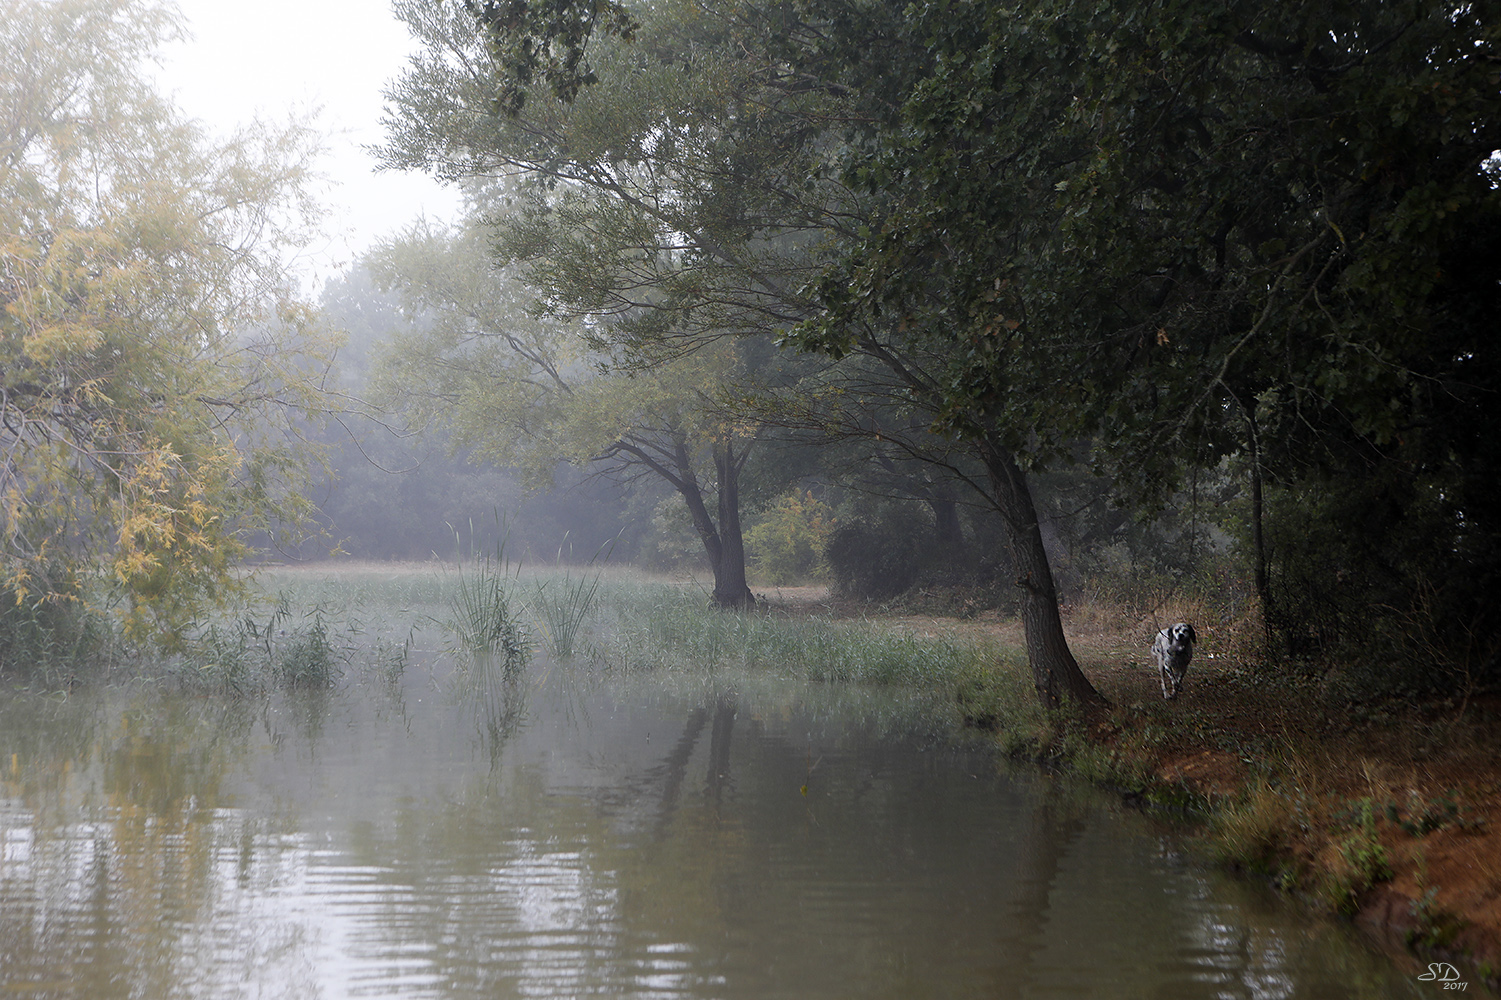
xmin=0 ymin=587 xmax=120 ymax=683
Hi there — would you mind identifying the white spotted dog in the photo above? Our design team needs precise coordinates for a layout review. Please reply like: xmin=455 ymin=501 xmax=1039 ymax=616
xmin=1152 ymin=623 xmax=1197 ymax=700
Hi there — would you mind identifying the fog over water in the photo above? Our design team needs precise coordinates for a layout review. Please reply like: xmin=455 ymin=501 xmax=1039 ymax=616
xmin=2 ymin=5 xmax=1479 ymax=995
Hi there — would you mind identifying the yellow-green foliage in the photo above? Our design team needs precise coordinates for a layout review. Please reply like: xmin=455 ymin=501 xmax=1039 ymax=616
xmin=0 ymin=0 xmax=329 ymax=644
xmin=745 ymin=490 xmax=835 ymax=585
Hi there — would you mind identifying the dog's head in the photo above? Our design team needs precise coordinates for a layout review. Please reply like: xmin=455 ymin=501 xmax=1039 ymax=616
xmin=1165 ymin=622 xmax=1196 ymax=651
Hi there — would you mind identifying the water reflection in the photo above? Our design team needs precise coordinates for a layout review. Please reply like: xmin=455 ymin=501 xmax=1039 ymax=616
xmin=0 ymin=665 xmax=1425 ymax=999
xmin=457 ymin=652 xmax=528 ymax=764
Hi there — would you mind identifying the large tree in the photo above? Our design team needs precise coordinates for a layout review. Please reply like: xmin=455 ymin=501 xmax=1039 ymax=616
xmin=1 ymin=0 xmax=331 ymax=641
xmin=378 ymin=1 xmax=869 ymax=608
xmin=790 ymin=0 xmax=1501 ymax=665
xmin=366 ymin=217 xmax=761 ymax=606
xmin=379 ymin=0 xmax=1116 ymax=704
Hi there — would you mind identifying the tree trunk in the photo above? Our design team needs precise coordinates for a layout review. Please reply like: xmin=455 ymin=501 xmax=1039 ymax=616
xmin=978 ymin=437 xmax=1104 ymax=709
xmin=670 ymin=436 xmax=754 ymax=610
xmin=1236 ymin=396 xmax=1276 ymax=647
xmin=1249 ymin=446 xmax=1272 ymax=628
xmin=924 ymin=487 xmax=971 ymax=583
xmin=711 ymin=441 xmax=755 ymax=609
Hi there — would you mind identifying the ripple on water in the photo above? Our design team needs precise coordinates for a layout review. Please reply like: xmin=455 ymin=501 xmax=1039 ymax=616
xmin=0 ymin=677 xmax=1427 ymax=1000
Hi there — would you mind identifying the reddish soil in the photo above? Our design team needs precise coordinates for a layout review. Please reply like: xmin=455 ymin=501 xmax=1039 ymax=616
xmin=758 ymin=584 xmax=1501 ymax=987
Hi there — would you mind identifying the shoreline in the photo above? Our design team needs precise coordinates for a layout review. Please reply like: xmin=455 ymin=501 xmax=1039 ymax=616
xmin=757 ymin=584 xmax=1501 ymax=993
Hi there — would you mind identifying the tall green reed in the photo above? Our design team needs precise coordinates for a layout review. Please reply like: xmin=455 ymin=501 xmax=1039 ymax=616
xmin=526 ymin=536 xmax=617 ymax=660
xmin=441 ymin=526 xmax=530 ymax=668
xmin=529 ymin=570 xmax=601 ymax=659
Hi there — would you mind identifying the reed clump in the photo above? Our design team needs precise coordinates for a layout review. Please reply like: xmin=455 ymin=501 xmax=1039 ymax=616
xmin=445 ymin=562 xmax=529 ymax=665
xmin=185 ymin=593 xmax=347 ymax=693
xmin=437 ymin=529 xmax=531 ymax=670
xmin=0 ymin=585 xmax=119 ymax=683
xmin=528 ymin=568 xmax=601 ymax=660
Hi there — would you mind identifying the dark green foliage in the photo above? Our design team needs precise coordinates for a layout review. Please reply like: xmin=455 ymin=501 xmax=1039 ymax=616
xmin=462 ymin=0 xmax=638 ymax=113
xmin=786 ymin=0 xmax=1501 ymax=681
xmin=823 ymin=518 xmax=923 ymax=600
xmin=1264 ymin=473 xmax=1499 ymax=689
xmin=1329 ymin=798 xmax=1394 ymax=914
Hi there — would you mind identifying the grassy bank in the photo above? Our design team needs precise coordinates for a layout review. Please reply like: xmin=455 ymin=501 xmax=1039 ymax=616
xmin=558 ymin=570 xmax=1499 ymax=992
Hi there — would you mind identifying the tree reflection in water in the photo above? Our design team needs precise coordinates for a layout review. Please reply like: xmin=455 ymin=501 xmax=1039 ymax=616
xmin=0 ymin=671 xmax=1425 ymax=999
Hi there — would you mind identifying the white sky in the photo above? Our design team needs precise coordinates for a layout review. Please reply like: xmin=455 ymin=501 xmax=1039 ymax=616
xmin=151 ymin=0 xmax=463 ymax=288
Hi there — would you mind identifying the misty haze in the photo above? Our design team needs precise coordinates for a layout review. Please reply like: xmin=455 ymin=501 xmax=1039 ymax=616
xmin=3 ymin=1 xmax=1498 ymax=996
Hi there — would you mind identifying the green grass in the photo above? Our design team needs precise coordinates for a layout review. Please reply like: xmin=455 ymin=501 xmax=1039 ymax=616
xmin=590 ymin=582 xmax=1012 ymax=693
xmin=0 ymin=585 xmax=121 ymax=684
xmin=527 ymin=568 xmax=602 ymax=660
xmin=2 ymin=564 xmax=1041 ymax=750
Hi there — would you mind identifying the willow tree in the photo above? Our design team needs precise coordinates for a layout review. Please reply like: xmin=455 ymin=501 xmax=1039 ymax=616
xmin=1 ymin=0 xmax=331 ymax=641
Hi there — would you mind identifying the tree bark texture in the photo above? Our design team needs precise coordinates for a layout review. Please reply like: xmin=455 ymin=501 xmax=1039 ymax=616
xmin=711 ymin=441 xmax=755 ymax=609
xmin=977 ymin=437 xmax=1104 ymax=709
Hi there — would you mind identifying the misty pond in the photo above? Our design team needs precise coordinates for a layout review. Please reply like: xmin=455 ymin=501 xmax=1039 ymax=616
xmin=2 ymin=610 xmax=1421 ymax=999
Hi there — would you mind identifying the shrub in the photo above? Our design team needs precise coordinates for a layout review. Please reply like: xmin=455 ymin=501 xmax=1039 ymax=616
xmin=1321 ymin=798 xmax=1393 ymax=914
xmin=745 ymin=490 xmax=835 ymax=585
xmin=824 ymin=519 xmax=924 ymax=599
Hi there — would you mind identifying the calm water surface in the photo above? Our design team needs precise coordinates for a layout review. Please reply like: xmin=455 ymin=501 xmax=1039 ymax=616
xmin=1 ymin=658 xmax=1423 ymax=999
